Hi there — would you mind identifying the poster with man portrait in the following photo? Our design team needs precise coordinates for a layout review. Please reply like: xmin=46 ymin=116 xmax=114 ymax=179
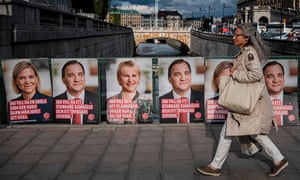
xmin=204 ymin=59 xmax=232 ymax=124
xmin=1 ymin=58 xmax=53 ymax=123
xmin=263 ymin=59 xmax=299 ymax=126
xmin=51 ymin=58 xmax=99 ymax=124
xmin=158 ymin=57 xmax=205 ymax=123
xmin=106 ymin=58 xmax=153 ymax=124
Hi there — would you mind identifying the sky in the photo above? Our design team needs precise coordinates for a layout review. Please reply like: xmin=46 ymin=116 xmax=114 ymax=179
xmin=110 ymin=0 xmax=238 ymax=18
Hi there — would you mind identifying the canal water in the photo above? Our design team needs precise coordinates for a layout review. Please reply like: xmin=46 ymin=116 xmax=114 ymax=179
xmin=135 ymin=42 xmax=187 ymax=57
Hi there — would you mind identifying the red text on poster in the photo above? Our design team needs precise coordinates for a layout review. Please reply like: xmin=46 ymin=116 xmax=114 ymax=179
xmin=55 ymin=99 xmax=93 ymax=119
xmin=9 ymin=99 xmax=48 ymax=121
xmin=161 ymin=98 xmax=200 ymax=118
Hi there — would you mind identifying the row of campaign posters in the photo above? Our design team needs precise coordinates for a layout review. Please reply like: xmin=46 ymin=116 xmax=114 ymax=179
xmin=1 ymin=57 xmax=299 ymax=126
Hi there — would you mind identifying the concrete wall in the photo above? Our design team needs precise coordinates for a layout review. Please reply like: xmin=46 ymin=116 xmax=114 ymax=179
xmin=190 ymin=30 xmax=300 ymax=56
xmin=190 ymin=31 xmax=239 ymax=56
xmin=0 ymin=0 xmax=135 ymax=58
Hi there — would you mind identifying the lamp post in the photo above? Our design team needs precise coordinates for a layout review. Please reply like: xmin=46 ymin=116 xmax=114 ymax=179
xmin=199 ymin=7 xmax=206 ymax=18
xmin=155 ymin=0 xmax=159 ymax=29
xmin=223 ymin=3 xmax=231 ymax=23
xmin=280 ymin=0 xmax=283 ymax=39
xmin=208 ymin=5 xmax=215 ymax=17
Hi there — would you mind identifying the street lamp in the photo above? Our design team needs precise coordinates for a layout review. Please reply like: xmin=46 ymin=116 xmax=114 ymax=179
xmin=208 ymin=5 xmax=215 ymax=17
xmin=199 ymin=7 xmax=206 ymax=18
xmin=223 ymin=3 xmax=231 ymax=23
xmin=280 ymin=0 xmax=283 ymax=39
xmin=154 ymin=0 xmax=159 ymax=29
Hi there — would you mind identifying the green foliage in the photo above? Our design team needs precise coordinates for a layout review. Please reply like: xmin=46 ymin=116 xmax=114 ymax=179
xmin=93 ymin=0 xmax=111 ymax=20
xmin=110 ymin=14 xmax=121 ymax=25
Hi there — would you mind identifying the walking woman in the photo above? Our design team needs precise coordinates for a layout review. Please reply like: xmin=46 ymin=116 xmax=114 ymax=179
xmin=196 ymin=23 xmax=288 ymax=177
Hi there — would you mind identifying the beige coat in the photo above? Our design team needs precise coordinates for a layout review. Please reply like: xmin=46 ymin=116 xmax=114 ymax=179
xmin=223 ymin=45 xmax=276 ymax=136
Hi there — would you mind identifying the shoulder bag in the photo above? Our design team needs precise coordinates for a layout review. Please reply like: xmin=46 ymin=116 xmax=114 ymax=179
xmin=218 ymin=77 xmax=265 ymax=115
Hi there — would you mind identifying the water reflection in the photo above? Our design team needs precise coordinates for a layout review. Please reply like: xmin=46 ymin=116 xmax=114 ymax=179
xmin=135 ymin=42 xmax=183 ymax=56
xmin=135 ymin=37 xmax=191 ymax=56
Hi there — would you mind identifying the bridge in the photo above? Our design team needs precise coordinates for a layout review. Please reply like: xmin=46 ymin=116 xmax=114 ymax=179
xmin=133 ymin=28 xmax=191 ymax=47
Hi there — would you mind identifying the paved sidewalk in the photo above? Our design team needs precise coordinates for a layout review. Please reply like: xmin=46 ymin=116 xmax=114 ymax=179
xmin=0 ymin=123 xmax=299 ymax=180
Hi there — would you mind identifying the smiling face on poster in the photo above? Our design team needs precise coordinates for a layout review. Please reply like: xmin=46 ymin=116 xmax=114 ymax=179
xmin=158 ymin=57 xmax=205 ymax=123
xmin=51 ymin=59 xmax=99 ymax=124
xmin=106 ymin=58 xmax=153 ymax=124
xmin=262 ymin=59 xmax=299 ymax=126
xmin=1 ymin=59 xmax=53 ymax=123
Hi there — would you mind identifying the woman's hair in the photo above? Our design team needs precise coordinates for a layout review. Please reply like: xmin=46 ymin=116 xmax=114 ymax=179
xmin=212 ymin=61 xmax=233 ymax=93
xmin=117 ymin=60 xmax=141 ymax=82
xmin=12 ymin=61 xmax=41 ymax=94
xmin=237 ymin=23 xmax=270 ymax=62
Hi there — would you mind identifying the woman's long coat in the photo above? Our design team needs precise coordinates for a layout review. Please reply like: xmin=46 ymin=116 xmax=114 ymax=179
xmin=220 ymin=45 xmax=276 ymax=136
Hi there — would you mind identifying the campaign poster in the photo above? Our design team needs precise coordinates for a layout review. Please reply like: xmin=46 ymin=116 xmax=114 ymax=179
xmin=204 ymin=59 xmax=231 ymax=123
xmin=1 ymin=59 xmax=53 ymax=123
xmin=51 ymin=58 xmax=99 ymax=124
xmin=159 ymin=57 xmax=205 ymax=123
xmin=106 ymin=58 xmax=153 ymax=124
xmin=263 ymin=59 xmax=299 ymax=126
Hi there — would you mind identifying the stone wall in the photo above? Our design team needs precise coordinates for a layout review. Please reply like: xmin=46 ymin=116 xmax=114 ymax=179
xmin=190 ymin=30 xmax=300 ymax=56
xmin=0 ymin=0 xmax=135 ymax=58
xmin=190 ymin=31 xmax=239 ymax=56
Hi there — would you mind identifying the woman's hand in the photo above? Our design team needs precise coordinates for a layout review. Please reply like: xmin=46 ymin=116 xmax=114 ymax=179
xmin=230 ymin=67 xmax=236 ymax=75
xmin=219 ymin=67 xmax=232 ymax=77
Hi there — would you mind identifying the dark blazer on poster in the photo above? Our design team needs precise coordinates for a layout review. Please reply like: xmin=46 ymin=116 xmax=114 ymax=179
xmin=159 ymin=89 xmax=204 ymax=123
xmin=10 ymin=92 xmax=53 ymax=123
xmin=54 ymin=90 xmax=99 ymax=124
xmin=283 ymin=91 xmax=299 ymax=125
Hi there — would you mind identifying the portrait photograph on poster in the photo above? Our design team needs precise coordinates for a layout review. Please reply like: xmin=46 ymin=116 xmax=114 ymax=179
xmin=204 ymin=59 xmax=232 ymax=124
xmin=1 ymin=59 xmax=53 ymax=123
xmin=158 ymin=57 xmax=205 ymax=123
xmin=263 ymin=59 xmax=299 ymax=126
xmin=51 ymin=58 xmax=99 ymax=124
xmin=106 ymin=58 xmax=153 ymax=124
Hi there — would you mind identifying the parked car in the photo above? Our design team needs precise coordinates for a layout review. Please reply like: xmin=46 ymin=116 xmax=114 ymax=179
xmin=270 ymin=32 xmax=289 ymax=40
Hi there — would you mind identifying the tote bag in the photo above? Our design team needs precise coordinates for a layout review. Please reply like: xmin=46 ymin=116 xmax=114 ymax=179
xmin=218 ymin=77 xmax=264 ymax=115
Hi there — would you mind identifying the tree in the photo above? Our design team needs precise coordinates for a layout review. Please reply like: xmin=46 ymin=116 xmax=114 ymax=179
xmin=94 ymin=0 xmax=111 ymax=20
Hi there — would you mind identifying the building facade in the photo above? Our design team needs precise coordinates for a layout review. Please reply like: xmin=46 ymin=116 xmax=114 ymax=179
xmin=237 ymin=0 xmax=300 ymax=31
xmin=141 ymin=14 xmax=164 ymax=29
xmin=108 ymin=9 xmax=183 ymax=29
xmin=158 ymin=10 xmax=183 ymax=28
xmin=109 ymin=9 xmax=142 ymax=28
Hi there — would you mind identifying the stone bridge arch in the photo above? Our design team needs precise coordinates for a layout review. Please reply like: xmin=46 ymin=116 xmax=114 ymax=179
xmin=133 ymin=28 xmax=191 ymax=48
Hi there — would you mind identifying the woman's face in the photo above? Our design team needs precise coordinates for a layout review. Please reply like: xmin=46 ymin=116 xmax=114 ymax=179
xmin=232 ymin=28 xmax=249 ymax=48
xmin=118 ymin=66 xmax=140 ymax=93
xmin=15 ymin=68 xmax=38 ymax=95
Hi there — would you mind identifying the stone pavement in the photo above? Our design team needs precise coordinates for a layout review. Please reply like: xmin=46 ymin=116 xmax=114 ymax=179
xmin=0 ymin=123 xmax=299 ymax=180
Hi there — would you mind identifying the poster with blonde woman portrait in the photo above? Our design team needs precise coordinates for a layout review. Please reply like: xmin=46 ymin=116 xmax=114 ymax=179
xmin=1 ymin=59 xmax=53 ymax=123
xmin=106 ymin=58 xmax=153 ymax=124
xmin=204 ymin=59 xmax=232 ymax=124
